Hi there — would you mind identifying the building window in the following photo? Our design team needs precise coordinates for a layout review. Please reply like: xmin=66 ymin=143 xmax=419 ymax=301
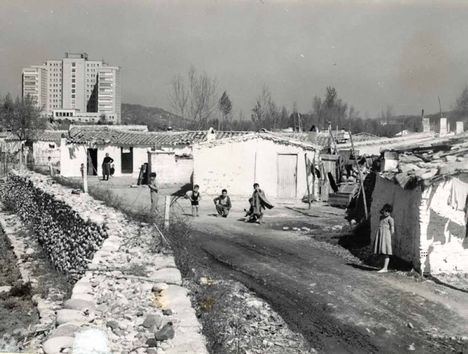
xmin=72 ymin=63 xmax=76 ymax=67
xmin=72 ymin=94 xmax=75 ymax=98
xmin=72 ymin=69 xmax=75 ymax=73
xmin=72 ymin=79 xmax=75 ymax=83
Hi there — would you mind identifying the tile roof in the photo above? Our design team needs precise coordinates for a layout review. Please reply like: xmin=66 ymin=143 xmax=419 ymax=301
xmin=34 ymin=130 xmax=68 ymax=143
xmin=66 ymin=127 xmax=250 ymax=147
xmin=194 ymin=132 xmax=321 ymax=151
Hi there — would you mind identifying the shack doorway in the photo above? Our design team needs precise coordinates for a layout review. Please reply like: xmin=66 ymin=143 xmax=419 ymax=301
xmin=87 ymin=148 xmax=98 ymax=176
xmin=121 ymin=147 xmax=133 ymax=174
xmin=277 ymin=154 xmax=298 ymax=199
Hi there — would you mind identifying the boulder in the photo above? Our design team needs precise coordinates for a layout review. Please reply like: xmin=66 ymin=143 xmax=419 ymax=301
xmin=56 ymin=309 xmax=91 ymax=325
xmin=49 ymin=323 xmax=81 ymax=338
xmin=155 ymin=322 xmax=175 ymax=341
xmin=42 ymin=336 xmax=74 ymax=354
xmin=143 ymin=314 xmax=163 ymax=329
xmin=64 ymin=299 xmax=95 ymax=312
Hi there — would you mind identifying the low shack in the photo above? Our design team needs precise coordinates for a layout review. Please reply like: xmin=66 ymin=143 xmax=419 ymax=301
xmin=370 ymin=135 xmax=468 ymax=274
xmin=192 ymin=133 xmax=320 ymax=200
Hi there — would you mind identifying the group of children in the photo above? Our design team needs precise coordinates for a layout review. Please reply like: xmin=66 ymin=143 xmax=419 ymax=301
xmin=184 ymin=183 xmax=273 ymax=223
xmin=148 ymin=172 xmax=395 ymax=272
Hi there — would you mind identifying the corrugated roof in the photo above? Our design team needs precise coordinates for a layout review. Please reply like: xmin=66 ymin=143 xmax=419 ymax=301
xmin=66 ymin=127 xmax=251 ymax=147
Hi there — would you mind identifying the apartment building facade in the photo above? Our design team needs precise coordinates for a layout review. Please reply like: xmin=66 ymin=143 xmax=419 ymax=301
xmin=22 ymin=52 xmax=121 ymax=123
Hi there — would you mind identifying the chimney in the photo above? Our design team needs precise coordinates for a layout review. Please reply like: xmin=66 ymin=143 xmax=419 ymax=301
xmin=439 ymin=117 xmax=447 ymax=136
xmin=456 ymin=121 xmax=464 ymax=134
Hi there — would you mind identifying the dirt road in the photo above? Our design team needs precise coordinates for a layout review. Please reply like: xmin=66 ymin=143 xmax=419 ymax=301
xmin=187 ymin=204 xmax=468 ymax=354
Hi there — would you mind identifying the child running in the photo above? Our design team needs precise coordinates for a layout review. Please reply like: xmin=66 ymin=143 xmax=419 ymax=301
xmin=373 ymin=203 xmax=394 ymax=273
xmin=186 ymin=184 xmax=201 ymax=217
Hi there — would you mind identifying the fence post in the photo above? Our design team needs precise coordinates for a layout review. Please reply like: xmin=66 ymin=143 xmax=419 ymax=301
xmin=164 ymin=196 xmax=171 ymax=229
xmin=81 ymin=163 xmax=88 ymax=193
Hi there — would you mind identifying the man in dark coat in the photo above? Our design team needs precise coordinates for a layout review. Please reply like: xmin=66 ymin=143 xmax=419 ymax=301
xmin=245 ymin=183 xmax=273 ymax=224
xmin=102 ymin=153 xmax=114 ymax=181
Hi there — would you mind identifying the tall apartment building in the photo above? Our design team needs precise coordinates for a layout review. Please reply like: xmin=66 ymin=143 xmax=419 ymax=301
xmin=22 ymin=65 xmax=48 ymax=109
xmin=22 ymin=52 xmax=121 ymax=123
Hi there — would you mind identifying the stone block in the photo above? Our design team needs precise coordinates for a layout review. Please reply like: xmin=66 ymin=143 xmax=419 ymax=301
xmin=42 ymin=336 xmax=74 ymax=354
xmin=150 ymin=268 xmax=182 ymax=285
xmin=64 ymin=298 xmax=96 ymax=312
xmin=56 ymin=309 xmax=92 ymax=325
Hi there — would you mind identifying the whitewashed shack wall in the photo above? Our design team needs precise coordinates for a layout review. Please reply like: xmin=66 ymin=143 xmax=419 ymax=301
xmin=33 ymin=141 xmax=61 ymax=166
xmin=421 ymin=176 xmax=468 ymax=274
xmin=371 ymin=174 xmax=468 ymax=274
xmin=148 ymin=151 xmax=193 ymax=185
xmin=370 ymin=175 xmax=421 ymax=266
xmin=60 ymin=142 xmax=87 ymax=177
xmin=193 ymin=138 xmax=314 ymax=198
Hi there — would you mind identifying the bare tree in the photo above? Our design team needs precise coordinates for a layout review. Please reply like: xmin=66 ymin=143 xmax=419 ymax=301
xmin=251 ymin=86 xmax=281 ymax=130
xmin=218 ymin=91 xmax=233 ymax=130
xmin=0 ymin=94 xmax=45 ymax=141
xmin=169 ymin=74 xmax=189 ymax=119
xmin=169 ymin=66 xmax=218 ymax=127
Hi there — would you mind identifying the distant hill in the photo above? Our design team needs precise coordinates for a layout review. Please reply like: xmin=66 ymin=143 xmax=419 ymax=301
xmin=121 ymin=103 xmax=192 ymax=131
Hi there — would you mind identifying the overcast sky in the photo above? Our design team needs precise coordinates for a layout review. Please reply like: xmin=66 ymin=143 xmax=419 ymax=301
xmin=1 ymin=0 xmax=468 ymax=118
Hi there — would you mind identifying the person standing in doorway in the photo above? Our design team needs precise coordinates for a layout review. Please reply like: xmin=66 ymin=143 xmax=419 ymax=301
xmin=246 ymin=183 xmax=274 ymax=224
xmin=373 ymin=204 xmax=394 ymax=273
xmin=148 ymin=172 xmax=159 ymax=213
xmin=102 ymin=153 xmax=114 ymax=181
xmin=213 ymin=189 xmax=232 ymax=217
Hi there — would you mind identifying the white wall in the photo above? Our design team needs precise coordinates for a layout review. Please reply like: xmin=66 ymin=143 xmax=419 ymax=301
xmin=371 ymin=174 xmax=468 ymax=274
xmin=148 ymin=151 xmax=193 ymax=185
xmin=193 ymin=138 xmax=315 ymax=199
xmin=60 ymin=140 xmax=87 ymax=177
xmin=33 ymin=141 xmax=61 ymax=167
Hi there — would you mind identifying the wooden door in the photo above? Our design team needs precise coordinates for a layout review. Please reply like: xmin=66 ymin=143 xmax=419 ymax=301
xmin=121 ymin=147 xmax=133 ymax=174
xmin=277 ymin=154 xmax=298 ymax=199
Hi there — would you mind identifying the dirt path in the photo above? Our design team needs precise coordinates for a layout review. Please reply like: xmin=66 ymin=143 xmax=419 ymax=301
xmin=187 ymin=205 xmax=468 ymax=354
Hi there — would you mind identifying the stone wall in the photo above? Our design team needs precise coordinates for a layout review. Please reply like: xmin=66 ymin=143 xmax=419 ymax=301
xmin=0 ymin=173 xmax=108 ymax=280
xmin=0 ymin=171 xmax=208 ymax=353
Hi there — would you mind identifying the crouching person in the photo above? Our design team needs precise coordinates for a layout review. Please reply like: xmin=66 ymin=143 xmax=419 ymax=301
xmin=213 ymin=189 xmax=232 ymax=217
xmin=245 ymin=183 xmax=273 ymax=224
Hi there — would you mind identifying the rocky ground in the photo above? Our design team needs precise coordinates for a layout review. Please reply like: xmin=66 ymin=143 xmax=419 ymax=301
xmin=0 ymin=211 xmax=71 ymax=352
xmin=48 ymin=177 xmax=468 ymax=353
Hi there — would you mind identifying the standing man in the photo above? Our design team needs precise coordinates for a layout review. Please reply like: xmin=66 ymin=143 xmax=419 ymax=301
xmin=47 ymin=156 xmax=55 ymax=177
xmin=102 ymin=153 xmax=114 ymax=181
xmin=148 ymin=172 xmax=159 ymax=213
xmin=246 ymin=183 xmax=274 ymax=224
xmin=213 ymin=189 xmax=232 ymax=217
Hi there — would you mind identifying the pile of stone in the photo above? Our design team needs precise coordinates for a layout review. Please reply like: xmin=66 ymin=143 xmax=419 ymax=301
xmin=1 ymin=174 xmax=107 ymax=279
xmin=1 ymin=171 xmax=207 ymax=354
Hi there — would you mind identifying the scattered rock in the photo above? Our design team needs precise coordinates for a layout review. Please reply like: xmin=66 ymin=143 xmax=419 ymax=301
xmin=143 ymin=314 xmax=163 ymax=329
xmin=282 ymin=226 xmax=290 ymax=231
xmin=0 ymin=285 xmax=12 ymax=293
xmin=146 ymin=338 xmax=158 ymax=347
xmin=407 ymin=322 xmax=414 ymax=329
xmin=162 ymin=309 xmax=173 ymax=316
xmin=408 ymin=343 xmax=416 ymax=351
xmin=154 ymin=322 xmax=175 ymax=341
xmin=106 ymin=320 xmax=120 ymax=331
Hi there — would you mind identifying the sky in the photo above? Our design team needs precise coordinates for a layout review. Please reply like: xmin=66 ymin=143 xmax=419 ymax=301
xmin=1 ymin=0 xmax=468 ymax=118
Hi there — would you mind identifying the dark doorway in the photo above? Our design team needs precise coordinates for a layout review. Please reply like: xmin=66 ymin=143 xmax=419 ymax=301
xmin=87 ymin=148 xmax=98 ymax=175
xmin=121 ymin=147 xmax=133 ymax=174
